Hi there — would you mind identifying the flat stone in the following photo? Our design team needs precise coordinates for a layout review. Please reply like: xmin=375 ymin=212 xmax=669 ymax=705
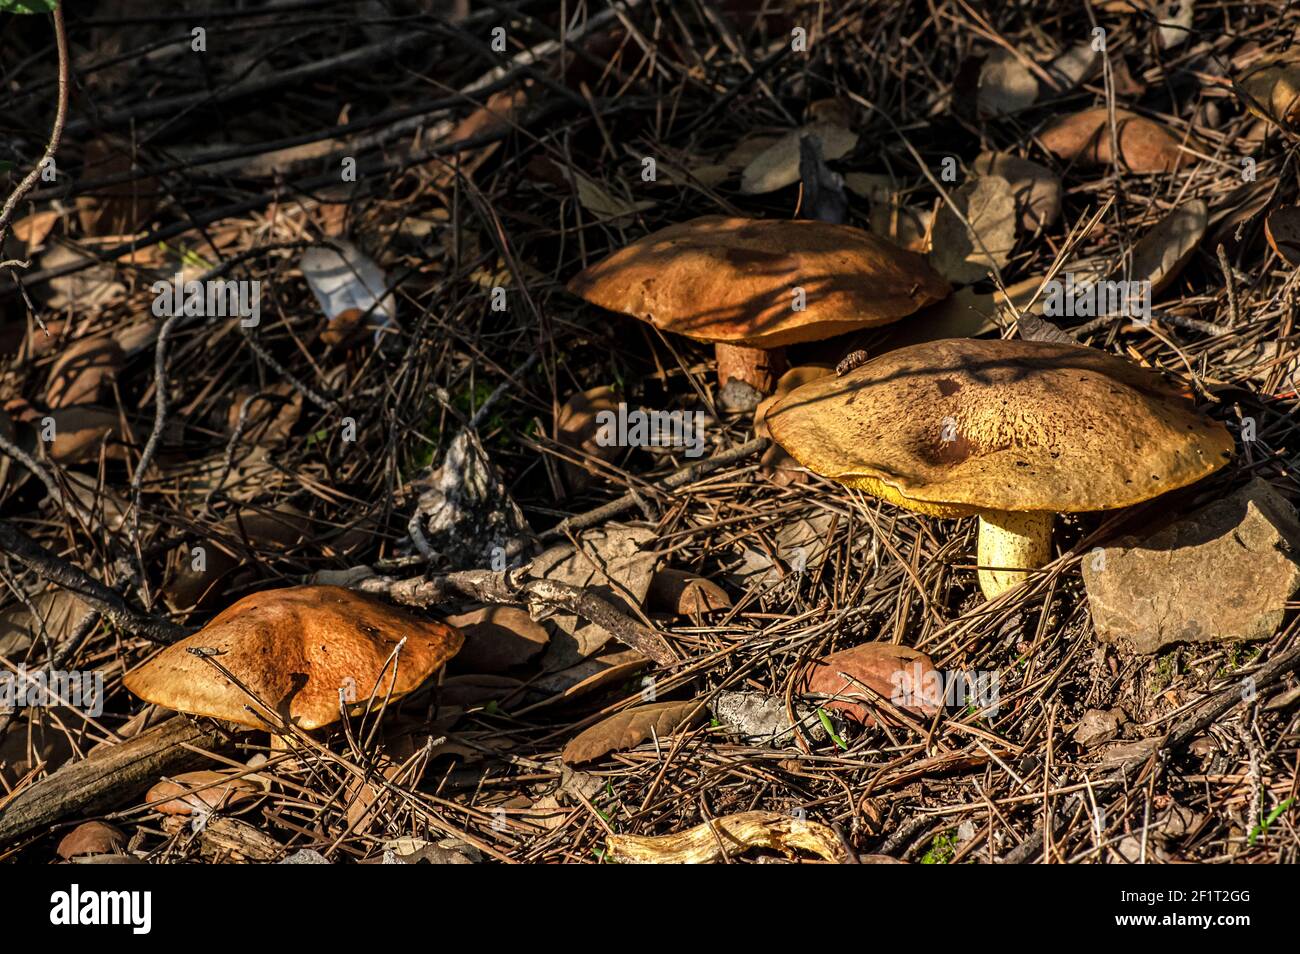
xmin=1083 ymin=479 xmax=1300 ymax=654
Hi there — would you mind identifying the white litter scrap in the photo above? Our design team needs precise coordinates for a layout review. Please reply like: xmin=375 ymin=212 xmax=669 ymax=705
xmin=300 ymin=240 xmax=397 ymax=336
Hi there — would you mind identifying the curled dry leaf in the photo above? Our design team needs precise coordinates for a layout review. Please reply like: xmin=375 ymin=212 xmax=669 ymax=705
xmin=647 ymin=567 xmax=732 ymax=616
xmin=0 ymin=588 xmax=91 ymax=657
xmin=163 ymin=814 xmax=283 ymax=863
xmin=442 ymin=604 xmax=550 ymax=672
xmin=532 ymin=525 xmax=658 ymax=668
xmin=800 ymin=642 xmax=941 ymax=724
xmin=972 ymin=152 xmax=1062 ymax=235
xmin=1238 ymin=55 xmax=1300 ymax=133
xmin=45 ymin=336 xmax=124 ymax=409
xmin=57 ymin=821 xmax=126 ymax=860
xmin=561 ymin=698 xmax=703 ymax=764
xmin=740 ymin=123 xmax=858 ymax=194
xmin=929 ymin=175 xmax=1018 ymax=284
xmin=1040 ymin=107 xmax=1198 ymax=173
xmin=574 ymin=173 xmax=655 ymax=223
xmin=606 ymin=810 xmax=851 ymax=864
xmin=1121 ymin=199 xmax=1208 ymax=293
xmin=40 ymin=406 xmax=132 ymax=464
xmin=145 ymin=770 xmax=259 ymax=816
xmin=555 ymin=384 xmax=619 ymax=494
xmin=12 ymin=208 xmax=59 ymax=249
xmin=977 ymin=49 xmax=1039 ymax=116
xmin=1265 ymin=206 xmax=1300 ymax=266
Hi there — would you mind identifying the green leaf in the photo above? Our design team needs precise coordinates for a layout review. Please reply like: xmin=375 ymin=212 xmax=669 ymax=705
xmin=0 ymin=0 xmax=59 ymax=14
xmin=817 ymin=708 xmax=847 ymax=750
xmin=1248 ymin=797 xmax=1295 ymax=846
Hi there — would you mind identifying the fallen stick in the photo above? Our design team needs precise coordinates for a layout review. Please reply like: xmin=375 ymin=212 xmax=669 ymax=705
xmin=360 ymin=568 xmax=678 ymax=667
xmin=0 ymin=716 xmax=225 ymax=849
xmin=0 ymin=521 xmax=187 ymax=644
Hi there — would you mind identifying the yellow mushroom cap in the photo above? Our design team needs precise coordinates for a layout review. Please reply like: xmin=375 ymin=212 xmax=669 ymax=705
xmin=566 ymin=216 xmax=950 ymax=349
xmin=766 ymin=338 xmax=1234 ymax=517
xmin=123 ymin=585 xmax=464 ymax=731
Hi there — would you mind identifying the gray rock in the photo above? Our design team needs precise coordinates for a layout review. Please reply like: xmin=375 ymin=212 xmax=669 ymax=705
xmin=279 ymin=848 xmax=330 ymax=864
xmin=709 ymin=690 xmax=828 ymax=746
xmin=1082 ymin=479 xmax=1300 ymax=654
xmin=1074 ymin=708 xmax=1124 ymax=749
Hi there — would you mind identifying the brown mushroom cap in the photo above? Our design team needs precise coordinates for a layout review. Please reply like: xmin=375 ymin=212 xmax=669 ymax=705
xmin=767 ymin=338 xmax=1233 ymax=516
xmin=566 ymin=216 xmax=950 ymax=349
xmin=123 ymin=585 xmax=464 ymax=731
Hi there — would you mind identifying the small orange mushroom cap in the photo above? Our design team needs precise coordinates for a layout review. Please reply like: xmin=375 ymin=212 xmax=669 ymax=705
xmin=567 ymin=216 xmax=950 ymax=349
xmin=123 ymin=585 xmax=464 ymax=731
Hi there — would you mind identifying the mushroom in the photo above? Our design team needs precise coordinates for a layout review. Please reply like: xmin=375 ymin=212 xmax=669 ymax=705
xmin=566 ymin=216 xmax=949 ymax=403
xmin=766 ymin=338 xmax=1234 ymax=599
xmin=123 ymin=585 xmax=464 ymax=736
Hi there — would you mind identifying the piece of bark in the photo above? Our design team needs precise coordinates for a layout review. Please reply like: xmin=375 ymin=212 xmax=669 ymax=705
xmin=0 ymin=717 xmax=225 ymax=848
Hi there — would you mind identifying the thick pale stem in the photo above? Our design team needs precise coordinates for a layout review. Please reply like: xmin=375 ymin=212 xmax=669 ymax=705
xmin=977 ymin=510 xmax=1053 ymax=599
xmin=714 ymin=342 xmax=786 ymax=394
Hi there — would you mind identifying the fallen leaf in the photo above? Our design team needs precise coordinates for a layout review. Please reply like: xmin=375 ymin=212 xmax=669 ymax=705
xmin=76 ymin=137 xmax=160 ymax=237
xmin=57 ymin=821 xmax=126 ymax=860
xmin=531 ymin=526 xmax=658 ymax=668
xmin=1040 ymin=107 xmax=1198 ymax=172
xmin=145 ymin=770 xmax=259 ymax=816
xmin=1238 ymin=55 xmax=1300 ymax=133
xmin=740 ymin=123 xmax=858 ymax=194
xmin=1121 ymin=199 xmax=1207 ymax=292
xmin=929 ymin=175 xmax=1018 ymax=284
xmin=555 ymin=385 xmax=619 ymax=494
xmin=799 ymin=642 xmax=941 ymax=723
xmin=574 ymin=173 xmax=655 ymax=222
xmin=562 ymin=698 xmax=703 ymax=764
xmin=1265 ymin=206 xmax=1300 ymax=266
xmin=972 ymin=152 xmax=1062 ymax=234
xmin=0 ymin=589 xmax=90 ymax=657
xmin=12 ymin=209 xmax=59 ymax=249
xmin=606 ymin=810 xmax=850 ymax=863
xmin=442 ymin=604 xmax=550 ymax=672
xmin=647 ymin=568 xmax=732 ymax=616
xmin=978 ymin=49 xmax=1039 ymax=116
xmin=45 ymin=336 xmax=124 ymax=408
xmin=39 ymin=406 xmax=132 ymax=464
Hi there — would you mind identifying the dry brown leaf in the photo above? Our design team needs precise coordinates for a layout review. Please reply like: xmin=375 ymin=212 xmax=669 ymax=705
xmin=555 ymin=384 xmax=619 ymax=494
xmin=45 ymin=336 xmax=124 ymax=409
xmin=646 ymin=568 xmax=732 ymax=616
xmin=740 ymin=123 xmax=858 ymax=194
xmin=574 ymin=173 xmax=655 ymax=222
xmin=442 ymin=604 xmax=550 ymax=672
xmin=12 ymin=209 xmax=59 ymax=249
xmin=1265 ymin=206 xmax=1300 ymax=266
xmin=1238 ymin=55 xmax=1300 ymax=133
xmin=606 ymin=810 xmax=850 ymax=863
xmin=76 ymin=137 xmax=160 ymax=237
xmin=972 ymin=152 xmax=1062 ymax=234
xmin=800 ymin=642 xmax=941 ymax=724
xmin=1040 ymin=107 xmax=1198 ymax=173
xmin=978 ymin=49 xmax=1038 ymax=116
xmin=0 ymin=588 xmax=90 ymax=657
xmin=1122 ymin=199 xmax=1207 ymax=293
xmin=929 ymin=175 xmax=1017 ymax=284
xmin=562 ymin=699 xmax=703 ymax=764
xmin=145 ymin=770 xmax=259 ymax=816
xmin=40 ymin=406 xmax=131 ymax=464
xmin=1154 ymin=0 xmax=1194 ymax=50
xmin=57 ymin=822 xmax=126 ymax=860
xmin=532 ymin=526 xmax=657 ymax=668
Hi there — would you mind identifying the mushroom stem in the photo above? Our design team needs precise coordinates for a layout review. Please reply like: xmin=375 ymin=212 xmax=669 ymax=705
xmin=714 ymin=342 xmax=786 ymax=394
xmin=976 ymin=510 xmax=1053 ymax=599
